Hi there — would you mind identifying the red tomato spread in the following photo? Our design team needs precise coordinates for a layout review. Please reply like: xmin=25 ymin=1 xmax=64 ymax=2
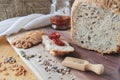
xmin=50 ymin=15 xmax=70 ymax=30
xmin=49 ymin=32 xmax=65 ymax=46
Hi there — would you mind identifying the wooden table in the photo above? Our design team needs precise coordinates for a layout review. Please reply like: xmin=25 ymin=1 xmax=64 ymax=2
xmin=1 ymin=27 xmax=120 ymax=80
xmin=0 ymin=36 xmax=37 ymax=80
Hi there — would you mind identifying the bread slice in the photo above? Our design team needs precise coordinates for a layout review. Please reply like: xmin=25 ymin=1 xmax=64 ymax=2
xmin=12 ymin=30 xmax=44 ymax=49
xmin=42 ymin=35 xmax=74 ymax=56
xmin=71 ymin=0 xmax=120 ymax=54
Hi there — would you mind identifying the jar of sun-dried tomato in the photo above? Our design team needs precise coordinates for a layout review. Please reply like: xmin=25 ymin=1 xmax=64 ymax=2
xmin=50 ymin=0 xmax=71 ymax=30
xmin=50 ymin=15 xmax=70 ymax=30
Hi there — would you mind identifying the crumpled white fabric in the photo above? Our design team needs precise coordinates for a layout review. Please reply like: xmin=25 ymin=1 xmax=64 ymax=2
xmin=0 ymin=8 xmax=70 ymax=37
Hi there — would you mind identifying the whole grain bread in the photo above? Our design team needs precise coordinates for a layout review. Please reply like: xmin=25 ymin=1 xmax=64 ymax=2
xmin=42 ymin=35 xmax=74 ymax=56
xmin=12 ymin=30 xmax=44 ymax=49
xmin=71 ymin=0 xmax=120 ymax=54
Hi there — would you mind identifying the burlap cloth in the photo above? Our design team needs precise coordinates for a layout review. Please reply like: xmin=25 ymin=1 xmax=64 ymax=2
xmin=0 ymin=0 xmax=74 ymax=21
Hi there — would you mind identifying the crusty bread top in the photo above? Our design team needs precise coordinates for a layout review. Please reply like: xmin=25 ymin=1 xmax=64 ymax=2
xmin=72 ymin=0 xmax=120 ymax=14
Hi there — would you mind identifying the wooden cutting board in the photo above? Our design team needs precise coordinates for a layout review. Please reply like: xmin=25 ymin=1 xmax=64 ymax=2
xmin=7 ymin=27 xmax=120 ymax=80
xmin=0 ymin=37 xmax=37 ymax=80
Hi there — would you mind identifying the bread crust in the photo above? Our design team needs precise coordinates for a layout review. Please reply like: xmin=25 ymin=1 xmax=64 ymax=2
xmin=71 ymin=0 xmax=120 ymax=54
xmin=50 ymin=50 xmax=73 ymax=56
xmin=71 ymin=0 xmax=120 ymax=20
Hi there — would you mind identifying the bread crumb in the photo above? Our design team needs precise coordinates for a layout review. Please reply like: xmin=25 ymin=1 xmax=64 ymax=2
xmin=0 ymin=67 xmax=7 ymax=72
xmin=0 ymin=57 xmax=27 ymax=77
xmin=4 ymin=72 xmax=9 ymax=76
xmin=14 ymin=65 xmax=27 ymax=76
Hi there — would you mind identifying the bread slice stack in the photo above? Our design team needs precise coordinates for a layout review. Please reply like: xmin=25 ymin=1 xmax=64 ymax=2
xmin=42 ymin=35 xmax=74 ymax=56
xmin=71 ymin=0 xmax=120 ymax=54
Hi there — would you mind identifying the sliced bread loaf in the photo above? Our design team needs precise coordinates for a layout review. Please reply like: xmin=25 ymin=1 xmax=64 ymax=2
xmin=42 ymin=35 xmax=74 ymax=56
xmin=71 ymin=0 xmax=120 ymax=54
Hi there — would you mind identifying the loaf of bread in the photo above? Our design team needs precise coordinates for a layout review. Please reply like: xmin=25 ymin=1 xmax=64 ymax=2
xmin=42 ymin=35 xmax=74 ymax=56
xmin=71 ymin=0 xmax=120 ymax=54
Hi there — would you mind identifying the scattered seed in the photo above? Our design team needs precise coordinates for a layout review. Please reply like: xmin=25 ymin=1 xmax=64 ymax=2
xmin=61 ymin=77 xmax=63 ymax=80
xmin=0 ymin=56 xmax=27 ymax=77
xmin=37 ymin=59 xmax=41 ymax=62
xmin=48 ymin=59 xmax=52 ymax=61
xmin=48 ymin=76 xmax=52 ymax=79
xmin=20 ymin=51 xmax=25 ymax=56
xmin=4 ymin=57 xmax=16 ymax=64
xmin=20 ymin=51 xmax=36 ymax=60
xmin=4 ymin=72 xmax=9 ymax=76
xmin=38 ymin=56 xmax=41 ymax=58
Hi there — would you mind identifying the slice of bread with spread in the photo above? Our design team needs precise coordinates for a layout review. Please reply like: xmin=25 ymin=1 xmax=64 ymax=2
xmin=42 ymin=34 xmax=74 ymax=56
xmin=71 ymin=0 xmax=120 ymax=54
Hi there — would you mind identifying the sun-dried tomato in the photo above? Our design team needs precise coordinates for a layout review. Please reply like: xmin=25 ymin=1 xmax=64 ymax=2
xmin=49 ymin=32 xmax=65 ymax=46
xmin=50 ymin=15 xmax=70 ymax=30
xmin=48 ymin=32 xmax=60 ymax=39
xmin=52 ymin=38 xmax=65 ymax=46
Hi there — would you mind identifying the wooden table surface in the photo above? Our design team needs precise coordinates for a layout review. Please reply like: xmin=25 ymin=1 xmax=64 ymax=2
xmin=0 ymin=36 xmax=37 ymax=80
xmin=1 ymin=27 xmax=120 ymax=80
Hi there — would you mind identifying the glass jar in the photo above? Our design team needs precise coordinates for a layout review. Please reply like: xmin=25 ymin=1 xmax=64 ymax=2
xmin=50 ymin=0 xmax=71 ymax=30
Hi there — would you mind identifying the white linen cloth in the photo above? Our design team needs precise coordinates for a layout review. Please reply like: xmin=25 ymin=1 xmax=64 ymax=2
xmin=0 ymin=8 xmax=70 ymax=37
